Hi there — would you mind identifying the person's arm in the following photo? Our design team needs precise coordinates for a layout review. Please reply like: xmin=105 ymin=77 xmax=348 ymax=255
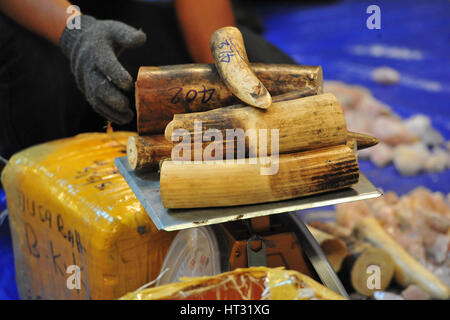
xmin=174 ymin=0 xmax=236 ymax=64
xmin=0 ymin=0 xmax=78 ymax=45
xmin=0 ymin=0 xmax=146 ymax=125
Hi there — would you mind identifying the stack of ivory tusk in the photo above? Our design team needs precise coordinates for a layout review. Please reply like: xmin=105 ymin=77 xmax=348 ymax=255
xmin=128 ymin=26 xmax=379 ymax=209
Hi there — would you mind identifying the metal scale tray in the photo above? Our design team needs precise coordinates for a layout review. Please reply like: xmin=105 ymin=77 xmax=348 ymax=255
xmin=114 ymin=157 xmax=382 ymax=231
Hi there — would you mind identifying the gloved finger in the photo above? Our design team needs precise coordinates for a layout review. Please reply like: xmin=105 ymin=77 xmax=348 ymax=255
xmin=94 ymin=46 xmax=134 ymax=92
xmin=93 ymin=73 xmax=131 ymax=113
xmin=87 ymin=71 xmax=134 ymax=124
xmin=109 ymin=21 xmax=147 ymax=49
xmin=90 ymin=97 xmax=134 ymax=125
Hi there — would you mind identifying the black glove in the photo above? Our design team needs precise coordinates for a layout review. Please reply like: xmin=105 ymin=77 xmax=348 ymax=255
xmin=59 ymin=15 xmax=147 ymax=124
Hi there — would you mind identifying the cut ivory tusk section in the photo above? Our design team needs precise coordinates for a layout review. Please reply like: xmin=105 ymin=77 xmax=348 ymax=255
xmin=210 ymin=26 xmax=272 ymax=109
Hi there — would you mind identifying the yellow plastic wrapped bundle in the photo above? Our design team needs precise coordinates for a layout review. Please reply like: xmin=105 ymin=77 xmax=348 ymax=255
xmin=1 ymin=132 xmax=177 ymax=300
xmin=121 ymin=267 xmax=346 ymax=300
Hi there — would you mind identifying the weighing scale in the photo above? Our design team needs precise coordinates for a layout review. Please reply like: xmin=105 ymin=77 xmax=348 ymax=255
xmin=115 ymin=156 xmax=382 ymax=298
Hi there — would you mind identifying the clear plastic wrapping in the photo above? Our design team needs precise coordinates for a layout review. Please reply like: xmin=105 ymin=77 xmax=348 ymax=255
xmin=121 ymin=267 xmax=346 ymax=300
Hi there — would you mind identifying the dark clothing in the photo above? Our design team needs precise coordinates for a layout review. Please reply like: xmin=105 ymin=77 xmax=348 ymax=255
xmin=0 ymin=1 xmax=295 ymax=159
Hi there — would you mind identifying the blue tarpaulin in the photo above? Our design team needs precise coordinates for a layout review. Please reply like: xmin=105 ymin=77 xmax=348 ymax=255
xmin=260 ymin=0 xmax=450 ymax=195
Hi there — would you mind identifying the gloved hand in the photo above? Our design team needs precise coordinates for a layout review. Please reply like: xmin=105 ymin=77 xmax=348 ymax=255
xmin=59 ymin=15 xmax=147 ymax=124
